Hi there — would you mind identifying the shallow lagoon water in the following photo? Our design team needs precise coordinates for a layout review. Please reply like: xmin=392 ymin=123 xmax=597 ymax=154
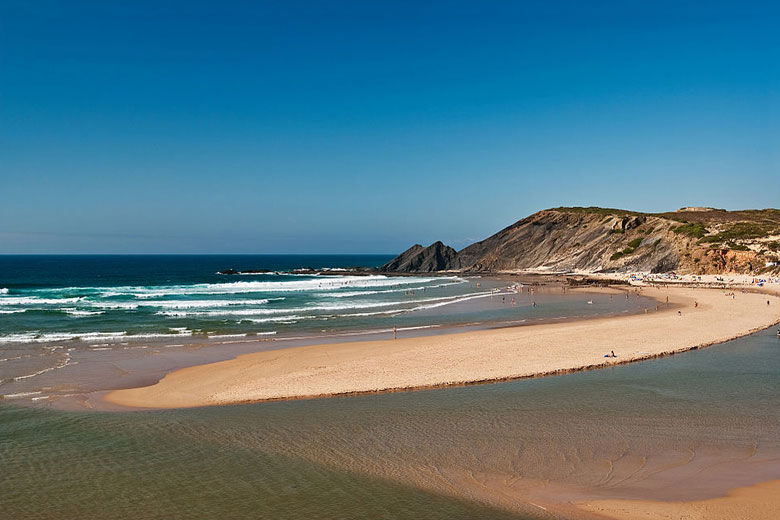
xmin=3 ymin=327 xmax=778 ymax=519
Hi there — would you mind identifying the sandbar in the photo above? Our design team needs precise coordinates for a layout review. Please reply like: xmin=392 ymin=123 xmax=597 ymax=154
xmin=105 ymin=287 xmax=779 ymax=409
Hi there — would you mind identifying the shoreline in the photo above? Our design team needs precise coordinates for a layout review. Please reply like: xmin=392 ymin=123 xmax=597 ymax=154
xmin=1 ymin=279 xmax=656 ymax=409
xmin=105 ymin=286 xmax=780 ymax=410
xmin=575 ymin=479 xmax=780 ymax=520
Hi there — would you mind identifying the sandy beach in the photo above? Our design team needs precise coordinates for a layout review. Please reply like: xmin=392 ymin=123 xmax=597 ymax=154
xmin=105 ymin=286 xmax=780 ymax=409
xmin=576 ymin=479 xmax=780 ymax=520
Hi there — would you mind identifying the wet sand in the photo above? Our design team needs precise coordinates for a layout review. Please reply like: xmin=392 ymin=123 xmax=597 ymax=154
xmin=576 ymin=479 xmax=780 ymax=519
xmin=105 ymin=286 xmax=780 ymax=409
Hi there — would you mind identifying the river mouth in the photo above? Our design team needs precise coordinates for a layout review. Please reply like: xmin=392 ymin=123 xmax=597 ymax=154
xmin=2 ymin=327 xmax=778 ymax=519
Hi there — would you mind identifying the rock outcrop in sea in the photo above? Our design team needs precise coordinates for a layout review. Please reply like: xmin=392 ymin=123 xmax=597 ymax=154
xmin=380 ymin=241 xmax=460 ymax=273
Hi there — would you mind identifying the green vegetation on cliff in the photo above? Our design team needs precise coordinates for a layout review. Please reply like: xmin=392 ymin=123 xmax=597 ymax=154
xmin=384 ymin=206 xmax=780 ymax=275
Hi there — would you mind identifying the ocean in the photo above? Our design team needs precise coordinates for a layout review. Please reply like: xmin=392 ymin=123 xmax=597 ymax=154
xmin=0 ymin=255 xmax=403 ymax=343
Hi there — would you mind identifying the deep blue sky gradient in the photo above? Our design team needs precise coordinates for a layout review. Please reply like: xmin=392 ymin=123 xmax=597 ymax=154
xmin=1 ymin=1 xmax=778 ymax=253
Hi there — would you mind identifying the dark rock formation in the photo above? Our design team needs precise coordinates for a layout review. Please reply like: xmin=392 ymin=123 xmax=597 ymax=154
xmin=218 ymin=269 xmax=273 ymax=275
xmin=380 ymin=241 xmax=460 ymax=272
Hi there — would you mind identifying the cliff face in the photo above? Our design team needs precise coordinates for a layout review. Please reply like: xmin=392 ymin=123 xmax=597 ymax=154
xmin=456 ymin=210 xmax=680 ymax=273
xmin=383 ymin=207 xmax=780 ymax=275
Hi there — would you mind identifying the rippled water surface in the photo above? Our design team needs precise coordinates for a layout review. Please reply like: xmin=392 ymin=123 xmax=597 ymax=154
xmin=3 ymin=328 xmax=778 ymax=519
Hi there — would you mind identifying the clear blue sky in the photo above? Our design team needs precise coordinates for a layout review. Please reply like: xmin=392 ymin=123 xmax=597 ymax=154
xmin=1 ymin=1 xmax=777 ymax=254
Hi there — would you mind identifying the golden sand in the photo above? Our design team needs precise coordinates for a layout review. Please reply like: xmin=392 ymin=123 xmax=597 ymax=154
xmin=105 ymin=287 xmax=779 ymax=409
xmin=575 ymin=479 xmax=780 ymax=520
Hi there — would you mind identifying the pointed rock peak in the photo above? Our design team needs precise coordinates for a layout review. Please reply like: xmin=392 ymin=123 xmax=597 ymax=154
xmin=381 ymin=241 xmax=460 ymax=273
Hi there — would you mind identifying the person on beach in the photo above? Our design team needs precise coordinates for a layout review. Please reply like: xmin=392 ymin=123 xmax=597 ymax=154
xmin=393 ymin=326 xmax=397 ymax=340
xmin=678 ymin=310 xmax=682 ymax=316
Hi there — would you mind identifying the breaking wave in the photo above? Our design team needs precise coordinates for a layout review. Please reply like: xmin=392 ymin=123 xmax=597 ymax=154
xmin=155 ymin=292 xmax=494 ymax=318
xmin=34 ymin=275 xmax=457 ymax=299
xmin=0 ymin=330 xmax=196 ymax=344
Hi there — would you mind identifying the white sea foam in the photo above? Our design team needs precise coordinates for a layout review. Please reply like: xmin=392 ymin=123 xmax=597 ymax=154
xmin=86 ymin=298 xmax=279 ymax=310
xmin=2 ymin=391 xmax=44 ymax=399
xmin=328 ymin=292 xmax=494 ymax=317
xmin=150 ymin=298 xmax=275 ymax=308
xmin=397 ymin=324 xmax=442 ymax=331
xmin=47 ymin=275 xmax=454 ymax=299
xmin=10 ymin=353 xmax=72 ymax=381
xmin=0 ymin=329 xmax=194 ymax=344
xmin=63 ymin=309 xmax=105 ymax=317
xmin=0 ymin=274 xmax=490 ymax=351
xmin=154 ymin=292 xmax=492 ymax=319
xmin=242 ymin=315 xmax=311 ymax=324
xmin=0 ymin=288 xmax=8 ymax=294
xmin=155 ymin=300 xmax=412 ymax=318
xmin=89 ymin=301 xmax=140 ymax=310
xmin=317 ymin=280 xmax=467 ymax=298
xmin=168 ymin=327 xmax=190 ymax=333
xmin=0 ymin=296 xmax=85 ymax=306
xmin=406 ymin=292 xmax=494 ymax=312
